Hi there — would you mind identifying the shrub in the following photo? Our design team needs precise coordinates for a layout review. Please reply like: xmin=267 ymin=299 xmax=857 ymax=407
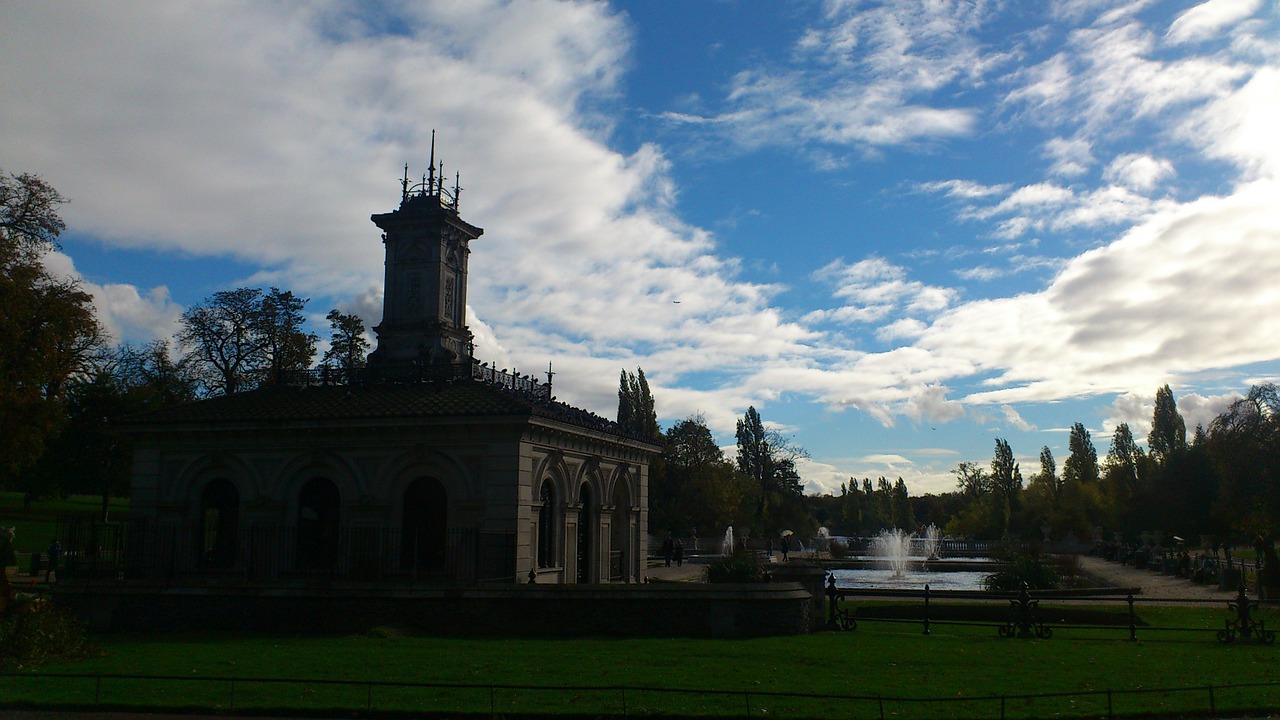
xmin=704 ymin=549 xmax=766 ymax=583
xmin=0 ymin=601 xmax=94 ymax=668
xmin=983 ymin=548 xmax=1062 ymax=592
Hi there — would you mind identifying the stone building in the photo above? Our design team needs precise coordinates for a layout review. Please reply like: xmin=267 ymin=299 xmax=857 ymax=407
xmin=121 ymin=156 xmax=659 ymax=585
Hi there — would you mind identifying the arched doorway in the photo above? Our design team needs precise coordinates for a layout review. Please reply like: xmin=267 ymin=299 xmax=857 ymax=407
xmin=611 ymin=480 xmax=630 ymax=582
xmin=537 ymin=480 xmax=557 ymax=569
xmin=296 ymin=477 xmax=340 ymax=571
xmin=577 ymin=483 xmax=593 ymax=583
xmin=402 ymin=477 xmax=448 ymax=572
xmin=199 ymin=479 xmax=239 ymax=569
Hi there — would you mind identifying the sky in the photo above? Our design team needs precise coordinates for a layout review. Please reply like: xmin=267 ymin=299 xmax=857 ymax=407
xmin=3 ymin=0 xmax=1279 ymax=497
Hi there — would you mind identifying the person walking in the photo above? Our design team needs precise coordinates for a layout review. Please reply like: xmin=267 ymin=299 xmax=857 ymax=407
xmin=662 ymin=534 xmax=674 ymax=567
xmin=46 ymin=539 xmax=61 ymax=582
xmin=674 ymin=539 xmax=684 ymax=567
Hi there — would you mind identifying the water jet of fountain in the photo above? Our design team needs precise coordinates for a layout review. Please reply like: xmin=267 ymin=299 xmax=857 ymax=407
xmin=721 ymin=526 xmax=735 ymax=556
xmin=872 ymin=528 xmax=913 ymax=578
xmin=919 ymin=524 xmax=943 ymax=561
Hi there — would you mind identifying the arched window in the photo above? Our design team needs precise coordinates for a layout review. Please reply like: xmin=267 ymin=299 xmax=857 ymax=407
xmin=537 ymin=480 xmax=556 ymax=568
xmin=199 ymin=479 xmax=239 ymax=569
xmin=402 ymin=477 xmax=448 ymax=571
xmin=296 ymin=477 xmax=340 ymax=571
xmin=577 ymin=483 xmax=593 ymax=583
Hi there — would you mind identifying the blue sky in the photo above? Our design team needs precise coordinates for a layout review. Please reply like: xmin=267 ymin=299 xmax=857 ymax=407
xmin=3 ymin=1 xmax=1279 ymax=496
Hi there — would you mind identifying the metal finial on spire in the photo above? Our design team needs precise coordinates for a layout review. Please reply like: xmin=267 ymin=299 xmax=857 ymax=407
xmin=427 ymin=130 xmax=437 ymax=194
xmin=453 ymin=172 xmax=462 ymax=211
xmin=401 ymin=164 xmax=410 ymax=202
xmin=546 ymin=362 xmax=555 ymax=390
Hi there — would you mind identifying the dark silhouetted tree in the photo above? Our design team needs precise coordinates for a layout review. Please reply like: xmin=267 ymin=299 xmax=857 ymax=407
xmin=1148 ymin=384 xmax=1187 ymax=462
xmin=322 ymin=309 xmax=369 ymax=380
xmin=1 ymin=170 xmax=103 ymax=485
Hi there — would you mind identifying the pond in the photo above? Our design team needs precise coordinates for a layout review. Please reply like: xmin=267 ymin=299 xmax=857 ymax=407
xmin=828 ymin=566 xmax=990 ymax=591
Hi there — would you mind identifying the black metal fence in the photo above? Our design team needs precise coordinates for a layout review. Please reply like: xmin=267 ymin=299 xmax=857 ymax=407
xmin=4 ymin=672 xmax=1280 ymax=720
xmin=825 ymin=577 xmax=1278 ymax=644
xmin=56 ymin=518 xmax=516 ymax=584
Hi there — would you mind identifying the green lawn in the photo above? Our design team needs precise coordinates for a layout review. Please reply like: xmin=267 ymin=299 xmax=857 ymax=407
xmin=4 ymin=606 xmax=1279 ymax=719
xmin=0 ymin=491 xmax=128 ymax=553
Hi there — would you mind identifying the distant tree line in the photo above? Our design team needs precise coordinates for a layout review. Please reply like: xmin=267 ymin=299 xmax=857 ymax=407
xmin=637 ymin=372 xmax=1280 ymax=547
xmin=1 ymin=170 xmax=370 ymax=517
xmin=931 ymin=383 xmax=1280 ymax=546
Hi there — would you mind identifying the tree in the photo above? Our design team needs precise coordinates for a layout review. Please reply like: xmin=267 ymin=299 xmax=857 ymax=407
xmin=651 ymin=415 xmax=743 ymax=535
xmin=1148 ymin=384 xmax=1187 ymax=462
xmin=1 ymin=170 xmax=66 ymax=255
xmin=1 ymin=170 xmax=103 ymax=483
xmin=322 ymin=309 xmax=369 ymax=380
xmin=954 ymin=461 xmax=989 ymax=499
xmin=891 ymin=477 xmax=915 ymax=530
xmin=1102 ymin=422 xmax=1144 ymax=526
xmin=1207 ymin=384 xmax=1280 ymax=535
xmin=990 ymin=438 xmax=1023 ymax=534
xmin=259 ymin=287 xmax=316 ymax=385
xmin=1062 ymin=422 xmax=1099 ymax=486
xmin=616 ymin=368 xmax=659 ymax=438
xmin=1022 ymin=446 xmax=1058 ymax=536
xmin=735 ymin=406 xmax=807 ymax=533
xmin=117 ymin=340 xmax=198 ymax=407
xmin=179 ymin=287 xmax=316 ymax=395
xmin=1036 ymin=446 xmax=1059 ymax=496
xmin=22 ymin=342 xmax=197 ymax=517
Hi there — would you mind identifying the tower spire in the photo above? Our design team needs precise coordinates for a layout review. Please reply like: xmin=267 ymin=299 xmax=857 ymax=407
xmin=427 ymin=130 xmax=437 ymax=196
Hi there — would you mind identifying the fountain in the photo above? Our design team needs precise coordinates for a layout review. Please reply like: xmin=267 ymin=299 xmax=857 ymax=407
xmin=869 ymin=525 xmax=945 ymax=577
xmin=721 ymin=526 xmax=735 ymax=556
xmin=871 ymin=528 xmax=913 ymax=577
xmin=920 ymin=524 xmax=942 ymax=561
xmin=830 ymin=527 xmax=994 ymax=591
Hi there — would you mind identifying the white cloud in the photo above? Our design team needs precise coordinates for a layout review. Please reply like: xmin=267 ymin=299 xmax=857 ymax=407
xmin=1104 ymin=154 xmax=1175 ymax=191
xmin=814 ymin=257 xmax=957 ymax=328
xmin=40 ymin=251 xmax=183 ymax=345
xmin=1001 ymin=405 xmax=1036 ymax=432
xmin=666 ymin=0 xmax=1008 ymax=154
xmin=1044 ymin=137 xmax=1095 ymax=177
xmin=1166 ymin=0 xmax=1264 ymax=46
xmin=939 ymin=178 xmax=1280 ymax=406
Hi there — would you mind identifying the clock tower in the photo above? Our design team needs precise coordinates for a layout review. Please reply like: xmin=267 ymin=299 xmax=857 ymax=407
xmin=366 ymin=138 xmax=483 ymax=380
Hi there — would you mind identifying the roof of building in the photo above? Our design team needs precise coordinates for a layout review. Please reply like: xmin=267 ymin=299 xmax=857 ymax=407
xmin=120 ymin=381 xmax=662 ymax=449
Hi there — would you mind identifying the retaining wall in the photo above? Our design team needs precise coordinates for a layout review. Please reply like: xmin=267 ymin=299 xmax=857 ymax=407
xmin=54 ymin=580 xmax=818 ymax=638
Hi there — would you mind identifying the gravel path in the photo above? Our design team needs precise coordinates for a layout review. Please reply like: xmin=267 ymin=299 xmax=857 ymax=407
xmin=1075 ymin=555 xmax=1242 ymax=601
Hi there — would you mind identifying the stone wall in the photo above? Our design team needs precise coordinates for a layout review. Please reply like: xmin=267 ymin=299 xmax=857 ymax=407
xmin=54 ymin=580 xmax=817 ymax=639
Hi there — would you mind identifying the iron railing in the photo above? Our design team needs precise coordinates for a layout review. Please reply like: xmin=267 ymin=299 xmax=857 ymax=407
xmin=825 ymin=576 xmax=1277 ymax=644
xmin=3 ymin=672 xmax=1280 ymax=719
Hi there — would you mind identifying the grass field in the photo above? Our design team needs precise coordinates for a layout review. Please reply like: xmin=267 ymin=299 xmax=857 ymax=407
xmin=3 ymin=606 xmax=1279 ymax=719
xmin=0 ymin=491 xmax=128 ymax=554
xmin=3 ymin=493 xmax=1277 ymax=717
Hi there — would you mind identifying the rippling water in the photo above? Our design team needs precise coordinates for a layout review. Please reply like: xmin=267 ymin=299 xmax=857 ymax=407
xmin=829 ymin=567 xmax=989 ymax=591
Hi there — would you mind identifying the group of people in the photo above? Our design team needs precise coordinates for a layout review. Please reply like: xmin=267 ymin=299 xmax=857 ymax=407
xmin=660 ymin=534 xmax=685 ymax=567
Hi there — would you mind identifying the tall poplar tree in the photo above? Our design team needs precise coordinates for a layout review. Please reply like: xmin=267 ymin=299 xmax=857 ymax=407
xmin=616 ymin=368 xmax=658 ymax=438
xmin=1148 ymin=384 xmax=1187 ymax=462
xmin=1063 ymin=422 xmax=1100 ymax=485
